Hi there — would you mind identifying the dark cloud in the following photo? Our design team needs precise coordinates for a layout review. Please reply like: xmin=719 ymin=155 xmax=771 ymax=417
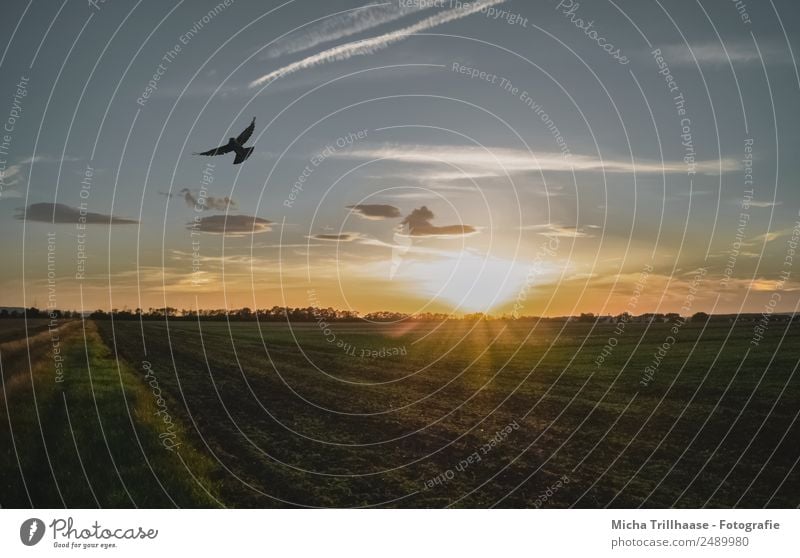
xmin=180 ymin=188 xmax=237 ymax=211
xmin=187 ymin=214 xmax=272 ymax=236
xmin=346 ymin=203 xmax=401 ymax=220
xmin=16 ymin=202 xmax=138 ymax=224
xmin=312 ymin=233 xmax=361 ymax=242
xmin=400 ymin=205 xmax=476 ymax=237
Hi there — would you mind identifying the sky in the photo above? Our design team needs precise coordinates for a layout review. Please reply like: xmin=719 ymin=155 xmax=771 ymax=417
xmin=0 ymin=0 xmax=799 ymax=317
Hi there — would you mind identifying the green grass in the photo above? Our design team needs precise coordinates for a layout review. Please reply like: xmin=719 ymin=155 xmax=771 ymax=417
xmin=1 ymin=320 xmax=220 ymax=507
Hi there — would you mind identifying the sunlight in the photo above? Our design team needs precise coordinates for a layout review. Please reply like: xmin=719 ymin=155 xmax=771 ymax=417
xmin=391 ymin=249 xmax=544 ymax=313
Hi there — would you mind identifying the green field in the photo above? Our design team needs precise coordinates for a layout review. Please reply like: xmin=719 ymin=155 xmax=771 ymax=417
xmin=2 ymin=318 xmax=799 ymax=508
xmin=0 ymin=320 xmax=218 ymax=507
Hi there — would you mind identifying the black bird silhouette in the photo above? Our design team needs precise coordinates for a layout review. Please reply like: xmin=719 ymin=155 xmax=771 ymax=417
xmin=194 ymin=117 xmax=256 ymax=164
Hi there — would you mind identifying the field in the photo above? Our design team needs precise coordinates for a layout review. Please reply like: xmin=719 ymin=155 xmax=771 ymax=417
xmin=0 ymin=320 xmax=218 ymax=507
xmin=2 ymin=317 xmax=799 ymax=508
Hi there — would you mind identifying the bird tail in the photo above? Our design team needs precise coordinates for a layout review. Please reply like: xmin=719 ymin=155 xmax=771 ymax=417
xmin=233 ymin=146 xmax=255 ymax=164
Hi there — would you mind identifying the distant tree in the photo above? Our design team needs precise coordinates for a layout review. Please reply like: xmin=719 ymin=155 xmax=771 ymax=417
xmin=691 ymin=312 xmax=709 ymax=323
xmin=117 ymin=309 xmax=134 ymax=320
xmin=464 ymin=312 xmax=485 ymax=321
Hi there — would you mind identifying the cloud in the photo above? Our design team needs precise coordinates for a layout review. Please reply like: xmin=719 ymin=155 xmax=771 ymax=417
xmin=520 ymin=223 xmax=593 ymax=238
xmin=16 ymin=202 xmax=138 ymax=224
xmin=311 ymin=232 xmax=363 ymax=242
xmin=250 ymin=0 xmax=505 ymax=87
xmin=400 ymin=206 xmax=477 ymax=237
xmin=379 ymin=191 xmax=444 ymax=201
xmin=657 ymin=41 xmax=788 ymax=66
xmin=747 ymin=229 xmax=791 ymax=244
xmin=188 ymin=214 xmax=272 ymax=236
xmin=1 ymin=155 xmax=80 ymax=189
xmin=339 ymin=143 xmax=740 ymax=176
xmin=180 ymin=188 xmax=237 ymax=211
xmin=1 ymin=163 xmax=25 ymax=187
xmin=262 ymin=2 xmax=432 ymax=59
xmin=0 ymin=188 xmax=23 ymax=200
xmin=346 ymin=203 xmax=401 ymax=220
xmin=748 ymin=200 xmax=782 ymax=208
xmin=367 ymin=169 xmax=503 ymax=183
xmin=745 ymin=277 xmax=800 ymax=292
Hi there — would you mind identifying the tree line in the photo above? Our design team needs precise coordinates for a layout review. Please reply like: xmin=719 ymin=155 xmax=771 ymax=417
xmin=3 ymin=307 xmax=795 ymax=323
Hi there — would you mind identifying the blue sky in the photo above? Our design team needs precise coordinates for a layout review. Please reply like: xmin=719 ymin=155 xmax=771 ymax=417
xmin=1 ymin=0 xmax=799 ymax=316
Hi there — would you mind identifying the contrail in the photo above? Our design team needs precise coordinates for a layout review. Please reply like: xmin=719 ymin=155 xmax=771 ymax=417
xmin=250 ymin=0 xmax=506 ymax=88
xmin=263 ymin=2 xmax=434 ymax=59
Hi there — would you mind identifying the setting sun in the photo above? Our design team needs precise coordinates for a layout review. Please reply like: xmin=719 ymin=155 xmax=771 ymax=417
xmin=388 ymin=249 xmax=538 ymax=313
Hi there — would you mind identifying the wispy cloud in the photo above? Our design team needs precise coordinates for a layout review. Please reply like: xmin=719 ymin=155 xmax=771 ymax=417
xmin=520 ymin=223 xmax=593 ymax=238
xmin=657 ymin=41 xmax=788 ymax=66
xmin=179 ymin=188 xmax=237 ymax=211
xmin=0 ymin=188 xmax=23 ymax=200
xmin=338 ymin=143 xmax=740 ymax=176
xmin=382 ymin=192 xmax=439 ymax=200
xmin=250 ymin=0 xmax=505 ymax=87
xmin=1 ymin=155 xmax=80 ymax=190
xmin=160 ymin=189 xmax=237 ymax=211
xmin=262 ymin=2 xmax=432 ymax=59
xmin=1 ymin=162 xmax=25 ymax=187
xmin=746 ymin=229 xmax=792 ymax=245
xmin=364 ymin=169 xmax=501 ymax=183
xmin=748 ymin=200 xmax=782 ymax=208
xmin=188 ymin=214 xmax=272 ymax=236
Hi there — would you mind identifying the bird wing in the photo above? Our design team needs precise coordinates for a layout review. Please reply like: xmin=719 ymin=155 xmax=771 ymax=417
xmin=236 ymin=117 xmax=255 ymax=145
xmin=193 ymin=143 xmax=233 ymax=156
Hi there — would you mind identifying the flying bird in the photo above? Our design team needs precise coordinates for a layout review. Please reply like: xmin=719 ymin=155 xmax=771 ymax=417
xmin=194 ymin=117 xmax=256 ymax=165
